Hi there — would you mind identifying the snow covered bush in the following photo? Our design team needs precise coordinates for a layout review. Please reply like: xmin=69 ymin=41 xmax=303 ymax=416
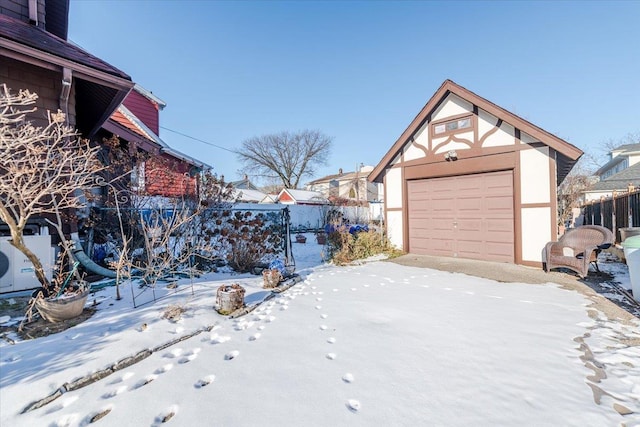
xmin=326 ymin=225 xmax=399 ymax=265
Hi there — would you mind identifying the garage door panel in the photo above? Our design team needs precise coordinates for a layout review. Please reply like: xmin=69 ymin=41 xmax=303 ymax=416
xmin=407 ymin=170 xmax=514 ymax=262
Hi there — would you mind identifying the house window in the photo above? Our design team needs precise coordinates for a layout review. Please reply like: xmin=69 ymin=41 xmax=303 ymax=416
xmin=433 ymin=116 xmax=472 ymax=136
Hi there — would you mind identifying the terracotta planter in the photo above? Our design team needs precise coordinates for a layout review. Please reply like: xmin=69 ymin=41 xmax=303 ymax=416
xmin=316 ymin=233 xmax=327 ymax=244
xmin=295 ymin=235 xmax=307 ymax=244
xmin=216 ymin=284 xmax=245 ymax=315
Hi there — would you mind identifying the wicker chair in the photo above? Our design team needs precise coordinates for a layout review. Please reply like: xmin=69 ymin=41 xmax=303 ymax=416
xmin=543 ymin=225 xmax=614 ymax=278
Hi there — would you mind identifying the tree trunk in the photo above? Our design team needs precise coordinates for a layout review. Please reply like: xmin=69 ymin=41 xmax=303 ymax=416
xmin=8 ymin=231 xmax=49 ymax=288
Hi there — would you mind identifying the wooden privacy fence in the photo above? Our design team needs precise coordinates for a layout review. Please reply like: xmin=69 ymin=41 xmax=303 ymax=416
xmin=582 ymin=189 xmax=640 ymax=243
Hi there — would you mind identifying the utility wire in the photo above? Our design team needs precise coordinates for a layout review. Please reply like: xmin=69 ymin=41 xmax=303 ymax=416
xmin=160 ymin=126 xmax=237 ymax=154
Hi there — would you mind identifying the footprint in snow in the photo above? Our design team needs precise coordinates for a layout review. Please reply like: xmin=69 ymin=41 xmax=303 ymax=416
xmin=133 ymin=374 xmax=157 ymax=389
xmin=333 ymin=289 xmax=339 ymax=292
xmin=257 ymin=325 xmax=265 ymax=331
xmin=249 ymin=333 xmax=261 ymax=341
xmin=319 ymin=325 xmax=328 ymax=330
xmin=102 ymin=385 xmax=127 ymax=399
xmin=265 ymin=315 xmax=276 ymax=323
xmin=326 ymin=353 xmax=337 ymax=360
xmin=315 ymin=305 xmax=322 ymax=310
xmin=280 ymin=305 xmax=288 ymax=311
xmin=110 ymin=372 xmax=135 ymax=384
xmin=316 ymin=297 xmax=323 ymax=301
xmin=342 ymin=373 xmax=354 ymax=383
xmin=346 ymin=399 xmax=361 ymax=412
xmin=84 ymin=405 xmax=113 ymax=424
xmin=351 ymin=288 xmax=357 ymax=291
xmin=164 ymin=348 xmax=183 ymax=358
xmin=153 ymin=405 xmax=178 ymax=425
xmin=211 ymin=335 xmax=231 ymax=344
xmin=320 ymin=314 xmax=328 ymax=319
xmin=173 ymin=326 xmax=185 ymax=334
xmin=178 ymin=349 xmax=200 ymax=364
xmin=194 ymin=375 xmax=216 ymax=389
xmin=225 ymin=350 xmax=240 ymax=360
xmin=155 ymin=363 xmax=173 ymax=374
xmin=327 ymin=337 xmax=336 ymax=344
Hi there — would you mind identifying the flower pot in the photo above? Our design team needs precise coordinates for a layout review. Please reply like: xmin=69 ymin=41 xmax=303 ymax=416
xmin=216 ymin=284 xmax=245 ymax=315
xmin=35 ymin=282 xmax=90 ymax=322
xmin=316 ymin=234 xmax=327 ymax=244
xmin=295 ymin=235 xmax=307 ymax=244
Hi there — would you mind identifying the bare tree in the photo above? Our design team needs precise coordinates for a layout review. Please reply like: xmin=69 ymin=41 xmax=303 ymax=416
xmin=0 ymin=85 xmax=105 ymax=288
xmin=237 ymin=130 xmax=332 ymax=189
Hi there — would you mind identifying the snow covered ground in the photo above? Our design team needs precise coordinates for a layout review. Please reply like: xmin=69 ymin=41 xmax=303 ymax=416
xmin=1 ymin=236 xmax=639 ymax=426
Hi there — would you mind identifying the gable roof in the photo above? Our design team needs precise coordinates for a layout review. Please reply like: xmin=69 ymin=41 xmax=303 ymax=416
xmin=595 ymin=142 xmax=640 ymax=176
xmin=277 ymin=189 xmax=328 ymax=204
xmin=587 ymin=162 xmax=640 ymax=192
xmin=104 ymin=105 xmax=210 ymax=170
xmin=0 ymin=14 xmax=133 ymax=137
xmin=369 ymin=79 xmax=583 ymax=184
xmin=308 ymin=169 xmax=371 ymax=185
xmin=0 ymin=14 xmax=130 ymax=80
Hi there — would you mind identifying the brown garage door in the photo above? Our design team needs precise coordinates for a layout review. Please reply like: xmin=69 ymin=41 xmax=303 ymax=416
xmin=407 ymin=170 xmax=514 ymax=262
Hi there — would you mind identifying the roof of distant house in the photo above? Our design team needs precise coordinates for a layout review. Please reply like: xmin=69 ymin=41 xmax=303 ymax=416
xmin=278 ymin=188 xmax=327 ymax=204
xmin=595 ymin=142 xmax=640 ymax=176
xmin=586 ymin=162 xmax=640 ymax=192
xmin=308 ymin=167 xmax=373 ymax=185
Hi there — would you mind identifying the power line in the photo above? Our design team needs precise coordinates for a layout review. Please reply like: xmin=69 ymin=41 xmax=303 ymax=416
xmin=160 ymin=126 xmax=237 ymax=154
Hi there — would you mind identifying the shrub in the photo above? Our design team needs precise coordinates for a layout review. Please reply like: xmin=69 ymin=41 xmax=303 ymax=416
xmin=326 ymin=225 xmax=401 ymax=265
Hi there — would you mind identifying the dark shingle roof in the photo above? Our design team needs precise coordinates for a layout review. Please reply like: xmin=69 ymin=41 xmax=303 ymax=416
xmin=589 ymin=162 xmax=640 ymax=191
xmin=0 ymin=14 xmax=130 ymax=80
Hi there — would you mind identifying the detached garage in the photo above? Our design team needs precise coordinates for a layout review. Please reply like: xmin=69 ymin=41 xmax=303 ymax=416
xmin=369 ymin=80 xmax=583 ymax=267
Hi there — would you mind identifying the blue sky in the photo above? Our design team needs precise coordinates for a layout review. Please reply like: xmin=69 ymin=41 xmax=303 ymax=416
xmin=69 ymin=1 xmax=640 ymax=185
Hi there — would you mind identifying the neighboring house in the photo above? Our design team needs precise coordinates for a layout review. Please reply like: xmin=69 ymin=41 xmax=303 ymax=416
xmin=276 ymin=189 xmax=328 ymax=205
xmin=583 ymin=143 xmax=640 ymax=202
xmin=230 ymin=175 xmax=261 ymax=191
xmin=1 ymin=1 xmax=133 ymax=136
xmin=1 ymin=0 xmax=134 ymax=232
xmin=99 ymin=85 xmax=209 ymax=202
xmin=306 ymin=165 xmax=380 ymax=204
xmin=369 ymin=79 xmax=582 ymax=267
xmin=228 ymin=176 xmax=273 ymax=203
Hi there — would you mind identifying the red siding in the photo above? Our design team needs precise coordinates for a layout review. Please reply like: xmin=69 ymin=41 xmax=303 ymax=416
xmin=144 ymin=154 xmax=196 ymax=197
xmin=123 ymin=90 xmax=159 ymax=134
xmin=279 ymin=192 xmax=294 ymax=202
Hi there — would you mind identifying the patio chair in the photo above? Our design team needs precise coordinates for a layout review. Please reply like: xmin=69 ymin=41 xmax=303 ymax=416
xmin=542 ymin=225 xmax=614 ymax=278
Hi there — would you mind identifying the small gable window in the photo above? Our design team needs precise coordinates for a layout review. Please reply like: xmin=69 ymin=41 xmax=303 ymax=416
xmin=433 ymin=116 xmax=472 ymax=136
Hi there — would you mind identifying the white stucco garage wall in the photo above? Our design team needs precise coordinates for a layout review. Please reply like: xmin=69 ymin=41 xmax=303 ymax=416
xmin=520 ymin=146 xmax=551 ymax=204
xmin=385 ymin=167 xmax=403 ymax=209
xmin=386 ymin=210 xmax=404 ymax=249
xmin=521 ymin=207 xmax=552 ymax=262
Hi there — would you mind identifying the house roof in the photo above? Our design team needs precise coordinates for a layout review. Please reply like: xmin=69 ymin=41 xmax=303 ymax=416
xmin=0 ymin=14 xmax=130 ymax=80
xmin=307 ymin=169 xmax=371 ymax=185
xmin=133 ymin=84 xmax=166 ymax=110
xmin=595 ymin=142 xmax=640 ymax=176
xmin=233 ymin=188 xmax=270 ymax=203
xmin=278 ymin=189 xmax=327 ymax=204
xmin=230 ymin=177 xmax=259 ymax=191
xmin=0 ymin=14 xmax=133 ymax=137
xmin=369 ymin=79 xmax=583 ymax=184
xmin=586 ymin=162 xmax=640 ymax=192
xmin=105 ymin=105 xmax=211 ymax=170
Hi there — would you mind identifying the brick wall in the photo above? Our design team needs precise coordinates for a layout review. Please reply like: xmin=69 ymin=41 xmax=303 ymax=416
xmin=1 ymin=56 xmax=76 ymax=128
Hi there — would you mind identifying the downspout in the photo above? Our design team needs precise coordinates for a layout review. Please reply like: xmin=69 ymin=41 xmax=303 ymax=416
xmin=59 ymin=67 xmax=72 ymax=126
xmin=28 ymin=0 xmax=38 ymax=25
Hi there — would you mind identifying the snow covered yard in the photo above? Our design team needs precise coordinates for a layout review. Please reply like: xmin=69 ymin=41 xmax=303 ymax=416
xmin=1 ymin=239 xmax=639 ymax=426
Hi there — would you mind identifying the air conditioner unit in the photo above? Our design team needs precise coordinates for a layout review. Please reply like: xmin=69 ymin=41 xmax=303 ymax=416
xmin=0 ymin=235 xmax=53 ymax=293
